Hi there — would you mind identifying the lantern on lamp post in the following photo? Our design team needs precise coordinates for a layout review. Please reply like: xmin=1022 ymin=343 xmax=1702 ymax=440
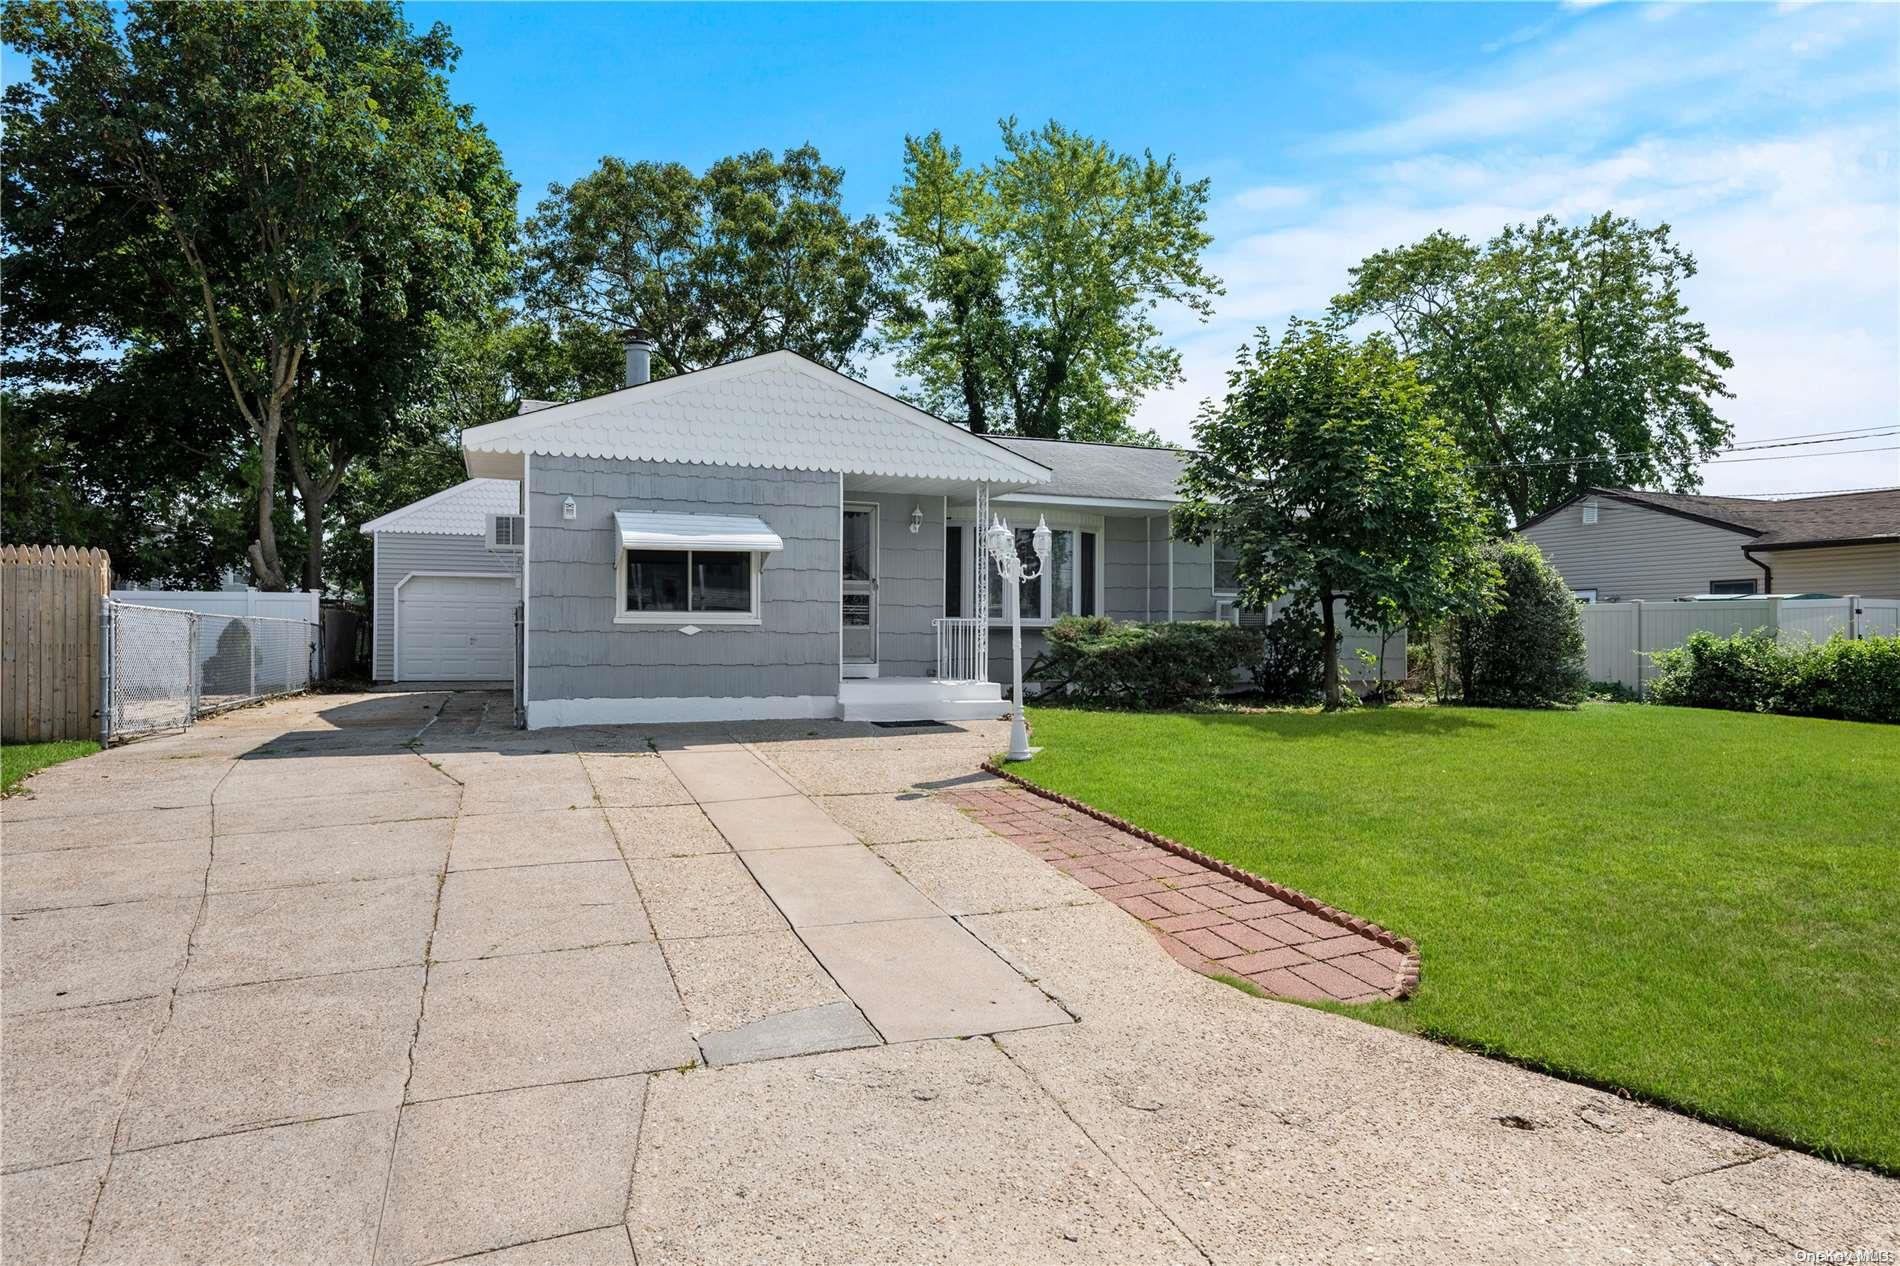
xmin=987 ymin=513 xmax=1051 ymax=762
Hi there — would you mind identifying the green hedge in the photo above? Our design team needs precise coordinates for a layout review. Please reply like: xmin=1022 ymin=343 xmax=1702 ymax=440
xmin=1647 ymin=631 xmax=1900 ymax=724
xmin=1449 ymin=539 xmax=1589 ymax=707
xmin=1028 ymin=616 xmax=1263 ymax=709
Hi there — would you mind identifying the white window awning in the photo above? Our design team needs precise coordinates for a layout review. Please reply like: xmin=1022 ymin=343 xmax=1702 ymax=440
xmin=614 ymin=511 xmax=784 ymax=553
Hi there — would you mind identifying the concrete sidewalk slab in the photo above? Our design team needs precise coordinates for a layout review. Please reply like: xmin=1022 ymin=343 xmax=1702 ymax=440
xmin=0 ymin=1158 xmax=101 ymax=1266
xmin=182 ymin=876 xmax=436 ymax=992
xmin=120 ymin=967 xmax=419 ymax=1150
xmin=579 ymin=753 xmax=694 ymax=807
xmin=0 ymin=805 xmax=210 ymax=855
xmin=431 ymin=861 xmax=651 ymax=961
xmin=603 ymin=805 xmax=731 ymax=859
xmin=874 ymin=836 xmax=1096 ymax=917
xmin=447 ymin=1227 xmax=636 ymax=1266
xmin=701 ymin=793 xmax=856 ymax=850
xmin=85 ymin=1110 xmax=392 ymax=1266
xmin=211 ymin=787 xmax=461 ymax=837
xmin=657 ymin=750 xmax=797 ymax=803
xmin=1 ymin=998 xmax=164 ymax=1171
xmin=1 ymin=838 xmax=209 ymax=913
xmin=207 ymin=820 xmax=452 ymax=893
xmin=800 ymin=917 xmax=1070 ymax=1043
xmin=2 ymin=897 xmax=198 ymax=1014
xmin=660 ymin=929 xmax=850 ymax=1040
xmin=697 ymin=1001 xmax=881 ymax=1066
xmin=448 ymin=807 xmax=620 ymax=872
xmin=741 ymin=845 xmax=942 ymax=928
xmin=626 ymin=855 xmax=788 ymax=941
xmin=628 ymin=1038 xmax=1197 ymax=1265
xmin=379 ymin=1077 xmax=642 ymax=1266
xmin=817 ymin=791 xmax=988 ymax=844
xmin=408 ymin=945 xmax=694 ymax=1100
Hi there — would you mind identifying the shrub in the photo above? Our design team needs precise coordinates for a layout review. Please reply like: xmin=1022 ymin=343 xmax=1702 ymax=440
xmin=1252 ymin=605 xmax=1326 ymax=703
xmin=1030 ymin=616 xmax=1263 ymax=709
xmin=1645 ymin=629 xmax=1788 ymax=712
xmin=1776 ymin=635 xmax=1900 ymax=723
xmin=1647 ymin=630 xmax=1900 ymax=724
xmin=1449 ymin=539 xmax=1588 ymax=707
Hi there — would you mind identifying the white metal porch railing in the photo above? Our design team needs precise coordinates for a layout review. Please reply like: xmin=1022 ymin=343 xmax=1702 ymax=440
xmin=933 ymin=617 xmax=989 ymax=684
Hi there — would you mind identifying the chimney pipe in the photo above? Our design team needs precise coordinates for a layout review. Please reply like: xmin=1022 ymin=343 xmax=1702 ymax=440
xmin=621 ymin=327 xmax=656 ymax=387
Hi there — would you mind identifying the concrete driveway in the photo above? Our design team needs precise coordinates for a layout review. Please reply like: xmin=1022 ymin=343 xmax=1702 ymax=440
xmin=2 ymin=690 xmax=1893 ymax=1264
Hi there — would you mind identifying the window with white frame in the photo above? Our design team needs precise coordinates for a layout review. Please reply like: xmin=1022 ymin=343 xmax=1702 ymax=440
xmin=616 ymin=548 xmax=760 ymax=624
xmin=1212 ymin=538 xmax=1240 ymax=595
xmin=979 ymin=527 xmax=1098 ymax=622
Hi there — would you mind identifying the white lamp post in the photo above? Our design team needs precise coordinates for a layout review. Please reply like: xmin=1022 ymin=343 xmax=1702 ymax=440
xmin=987 ymin=512 xmax=1051 ymax=762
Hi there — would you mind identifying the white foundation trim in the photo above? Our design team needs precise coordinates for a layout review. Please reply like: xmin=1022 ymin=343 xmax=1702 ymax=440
xmin=526 ymin=694 xmax=840 ymax=728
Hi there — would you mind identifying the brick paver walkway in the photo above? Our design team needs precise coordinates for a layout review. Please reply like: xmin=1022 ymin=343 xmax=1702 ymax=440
xmin=941 ymin=783 xmax=1410 ymax=1003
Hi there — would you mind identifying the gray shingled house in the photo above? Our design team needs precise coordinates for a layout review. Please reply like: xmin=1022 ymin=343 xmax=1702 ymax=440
xmin=364 ymin=338 xmax=1402 ymax=727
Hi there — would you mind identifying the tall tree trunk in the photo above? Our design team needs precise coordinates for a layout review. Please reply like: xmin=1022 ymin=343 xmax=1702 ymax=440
xmin=299 ymin=488 xmax=328 ymax=593
xmin=247 ymin=411 xmax=289 ymax=591
xmin=1319 ymin=588 xmax=1341 ymax=710
xmin=961 ymin=354 xmax=988 ymax=434
xmin=284 ymin=418 xmax=347 ymax=594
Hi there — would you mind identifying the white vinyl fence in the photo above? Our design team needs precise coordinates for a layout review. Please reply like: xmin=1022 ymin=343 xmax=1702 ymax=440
xmin=1581 ymin=596 xmax=1900 ymax=695
xmin=103 ymin=600 xmax=318 ymax=739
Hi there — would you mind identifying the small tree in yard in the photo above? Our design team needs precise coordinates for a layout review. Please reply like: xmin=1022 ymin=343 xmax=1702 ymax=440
xmin=1450 ymin=539 xmax=1589 ymax=707
xmin=1175 ymin=319 xmax=1492 ymax=710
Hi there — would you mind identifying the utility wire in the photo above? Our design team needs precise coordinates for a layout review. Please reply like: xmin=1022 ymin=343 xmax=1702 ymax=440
xmin=1472 ymin=439 xmax=1899 ymax=471
xmin=1706 ymin=444 xmax=1898 ymax=465
xmin=1716 ymin=485 xmax=1899 ymax=498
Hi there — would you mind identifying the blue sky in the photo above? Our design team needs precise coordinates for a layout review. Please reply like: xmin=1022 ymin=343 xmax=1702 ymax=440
xmin=417 ymin=0 xmax=1900 ymax=496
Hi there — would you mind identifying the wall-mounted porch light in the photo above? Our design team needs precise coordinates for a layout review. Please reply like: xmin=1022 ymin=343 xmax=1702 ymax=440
xmin=909 ymin=505 xmax=924 ymax=534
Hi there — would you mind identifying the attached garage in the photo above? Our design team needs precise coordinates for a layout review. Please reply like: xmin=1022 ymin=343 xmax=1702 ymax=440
xmin=395 ymin=574 xmax=517 ymax=681
xmin=361 ymin=479 xmax=522 ymax=683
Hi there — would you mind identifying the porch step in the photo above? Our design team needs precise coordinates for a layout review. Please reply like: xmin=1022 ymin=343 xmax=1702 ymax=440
xmin=837 ymin=677 xmax=1008 ymax=723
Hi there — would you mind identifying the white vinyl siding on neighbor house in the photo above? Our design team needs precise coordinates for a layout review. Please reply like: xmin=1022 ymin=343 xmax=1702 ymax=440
xmin=371 ymin=533 xmax=520 ymax=681
xmin=1520 ymin=497 xmax=1761 ymax=601
xmin=1758 ymin=542 xmax=1900 ymax=598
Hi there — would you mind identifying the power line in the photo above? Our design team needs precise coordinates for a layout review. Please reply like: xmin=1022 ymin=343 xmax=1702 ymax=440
xmin=1723 ymin=428 xmax=1897 ymax=452
xmin=1723 ymin=424 xmax=1900 ymax=447
xmin=1714 ymin=485 xmax=1899 ymax=499
xmin=1472 ymin=437 xmax=1899 ymax=472
xmin=1706 ymin=444 xmax=1899 ymax=465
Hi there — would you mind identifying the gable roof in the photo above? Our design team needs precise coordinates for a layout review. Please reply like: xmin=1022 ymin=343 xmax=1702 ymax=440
xmin=986 ymin=436 xmax=1189 ymax=505
xmin=359 ymin=478 xmax=519 ymax=536
xmin=1521 ymin=485 xmax=1900 ymax=549
xmin=461 ymin=351 xmax=1051 ymax=490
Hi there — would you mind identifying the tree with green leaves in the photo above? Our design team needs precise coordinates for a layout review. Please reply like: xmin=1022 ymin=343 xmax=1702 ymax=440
xmin=1330 ymin=213 xmax=1733 ymax=526
xmin=1174 ymin=319 xmax=1494 ymax=709
xmin=2 ymin=0 xmax=515 ymax=591
xmin=521 ymin=146 xmax=893 ymax=379
xmin=886 ymin=120 xmax=1221 ymax=441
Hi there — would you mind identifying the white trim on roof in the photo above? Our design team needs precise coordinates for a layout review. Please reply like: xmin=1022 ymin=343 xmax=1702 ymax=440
xmin=614 ymin=511 xmax=785 ymax=553
xmin=461 ymin=350 xmax=1050 ymax=488
xmin=359 ymin=478 xmax=520 ymax=536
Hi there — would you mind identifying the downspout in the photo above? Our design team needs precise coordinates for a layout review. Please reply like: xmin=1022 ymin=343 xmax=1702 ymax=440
xmin=1742 ymin=545 xmax=1773 ymax=595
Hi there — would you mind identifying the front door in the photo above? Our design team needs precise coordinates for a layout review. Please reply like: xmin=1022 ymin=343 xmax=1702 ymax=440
xmin=842 ymin=503 xmax=877 ymax=666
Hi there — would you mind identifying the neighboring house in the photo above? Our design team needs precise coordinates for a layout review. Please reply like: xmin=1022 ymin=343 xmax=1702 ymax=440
xmin=1520 ymin=486 xmax=1900 ymax=601
xmin=366 ymin=337 xmax=1402 ymax=726
xmin=360 ymin=478 xmax=523 ymax=682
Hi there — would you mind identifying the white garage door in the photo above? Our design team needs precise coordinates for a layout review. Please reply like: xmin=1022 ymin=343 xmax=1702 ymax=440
xmin=396 ymin=575 xmax=517 ymax=681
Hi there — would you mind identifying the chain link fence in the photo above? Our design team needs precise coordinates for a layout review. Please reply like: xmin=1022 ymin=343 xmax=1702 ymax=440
xmin=104 ymin=601 xmax=317 ymax=739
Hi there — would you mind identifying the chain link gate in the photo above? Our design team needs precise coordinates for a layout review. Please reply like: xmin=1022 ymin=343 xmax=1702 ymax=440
xmin=104 ymin=600 xmax=317 ymax=740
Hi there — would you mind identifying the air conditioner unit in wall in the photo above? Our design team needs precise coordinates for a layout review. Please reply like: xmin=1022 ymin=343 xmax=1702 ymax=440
xmin=1215 ymin=598 xmax=1268 ymax=628
xmin=486 ymin=513 xmax=526 ymax=552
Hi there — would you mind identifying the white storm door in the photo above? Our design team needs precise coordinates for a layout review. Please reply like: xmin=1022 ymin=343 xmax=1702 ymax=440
xmin=841 ymin=504 xmax=877 ymax=664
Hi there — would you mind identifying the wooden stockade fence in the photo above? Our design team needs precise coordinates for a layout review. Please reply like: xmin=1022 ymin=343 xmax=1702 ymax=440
xmin=1 ymin=545 xmax=110 ymax=742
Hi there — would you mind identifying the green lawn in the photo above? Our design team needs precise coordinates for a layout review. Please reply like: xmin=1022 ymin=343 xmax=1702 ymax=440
xmin=2 ymin=739 xmax=99 ymax=795
xmin=1013 ymin=703 xmax=1900 ymax=1174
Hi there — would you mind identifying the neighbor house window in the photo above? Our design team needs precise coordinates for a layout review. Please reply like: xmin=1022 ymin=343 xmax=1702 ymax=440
xmin=977 ymin=527 xmax=1098 ymax=623
xmin=1212 ymin=539 xmax=1240 ymax=594
xmin=618 ymin=549 xmax=759 ymax=623
xmin=1709 ymin=579 xmax=1757 ymax=595
xmin=1572 ymin=588 xmax=1598 ymax=604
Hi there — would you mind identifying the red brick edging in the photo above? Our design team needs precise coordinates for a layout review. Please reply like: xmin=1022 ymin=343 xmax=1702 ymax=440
xmin=979 ymin=760 xmax=1422 ymax=1000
